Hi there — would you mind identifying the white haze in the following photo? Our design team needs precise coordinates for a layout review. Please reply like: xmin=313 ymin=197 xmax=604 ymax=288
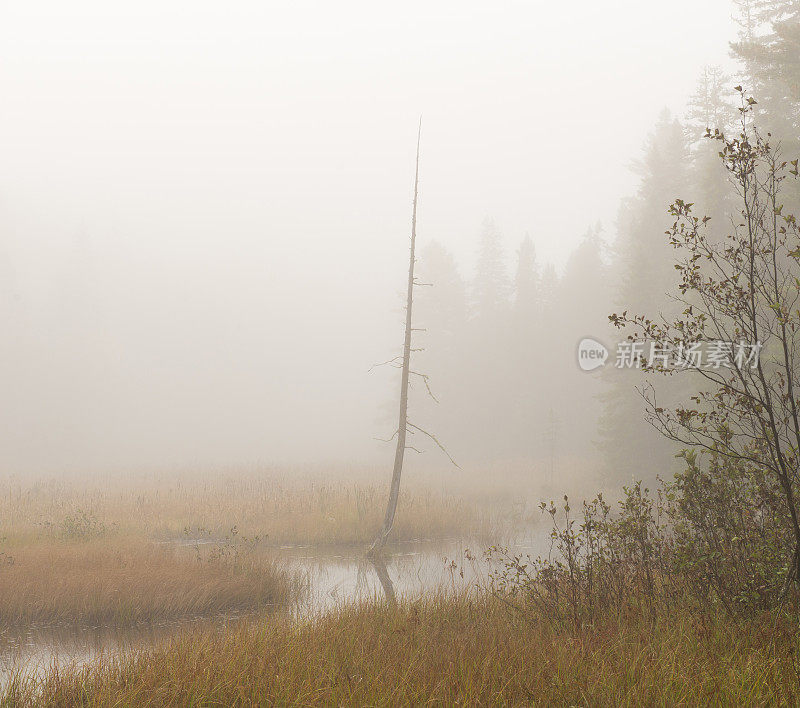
xmin=0 ymin=1 xmax=737 ymax=473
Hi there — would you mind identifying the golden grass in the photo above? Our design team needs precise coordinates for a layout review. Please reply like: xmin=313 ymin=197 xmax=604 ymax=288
xmin=6 ymin=593 xmax=798 ymax=706
xmin=0 ymin=468 xmax=497 ymax=547
xmin=0 ymin=467 xmax=500 ymax=629
xmin=0 ymin=539 xmax=299 ymax=628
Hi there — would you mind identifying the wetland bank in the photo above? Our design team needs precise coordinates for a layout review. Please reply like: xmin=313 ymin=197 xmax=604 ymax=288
xmin=3 ymin=470 xmax=800 ymax=706
xmin=0 ymin=467 xmax=526 ymax=692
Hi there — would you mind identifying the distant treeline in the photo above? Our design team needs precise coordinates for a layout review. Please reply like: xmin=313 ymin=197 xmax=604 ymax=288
xmin=411 ymin=0 xmax=800 ymax=487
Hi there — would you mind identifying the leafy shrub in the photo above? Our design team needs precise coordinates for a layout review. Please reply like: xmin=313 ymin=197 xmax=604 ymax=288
xmin=490 ymin=453 xmax=797 ymax=623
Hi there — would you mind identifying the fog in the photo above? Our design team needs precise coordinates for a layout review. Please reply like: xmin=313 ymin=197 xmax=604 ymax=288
xmin=0 ymin=1 xmax=738 ymax=474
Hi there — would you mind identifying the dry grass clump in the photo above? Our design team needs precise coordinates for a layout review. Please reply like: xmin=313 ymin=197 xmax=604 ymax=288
xmin=6 ymin=593 xmax=798 ymax=706
xmin=0 ymin=540 xmax=299 ymax=628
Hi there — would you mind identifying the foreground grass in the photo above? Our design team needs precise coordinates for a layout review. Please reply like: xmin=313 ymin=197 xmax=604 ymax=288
xmin=0 ymin=540 xmax=299 ymax=627
xmin=7 ymin=594 xmax=799 ymax=706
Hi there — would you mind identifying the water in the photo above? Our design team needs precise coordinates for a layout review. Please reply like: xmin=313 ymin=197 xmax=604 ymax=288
xmin=283 ymin=540 xmax=488 ymax=612
xmin=0 ymin=616 xmax=233 ymax=685
xmin=0 ymin=533 xmax=548 ymax=685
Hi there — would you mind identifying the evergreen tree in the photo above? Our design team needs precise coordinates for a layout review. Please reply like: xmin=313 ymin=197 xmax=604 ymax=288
xmin=555 ymin=226 xmax=611 ymax=462
xmin=416 ymin=241 xmax=467 ymax=342
xmin=513 ymin=233 xmax=539 ymax=321
xmin=472 ymin=217 xmax=510 ymax=322
xmin=687 ymin=66 xmax=733 ymax=135
xmin=600 ymin=112 xmax=690 ymax=486
xmin=458 ymin=217 xmax=514 ymax=462
xmin=508 ymin=233 xmax=542 ymax=460
xmin=538 ymin=264 xmax=559 ymax=314
xmin=732 ymin=0 xmax=800 ymax=148
xmin=686 ymin=68 xmax=737 ymax=230
xmin=620 ymin=111 xmax=689 ymax=313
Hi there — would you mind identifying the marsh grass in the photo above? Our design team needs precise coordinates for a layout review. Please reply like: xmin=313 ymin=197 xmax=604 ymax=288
xmin=0 ymin=539 xmax=300 ymax=628
xmin=6 ymin=592 xmax=798 ymax=706
xmin=0 ymin=467 xmax=502 ymax=630
xmin=0 ymin=468 xmax=498 ymax=547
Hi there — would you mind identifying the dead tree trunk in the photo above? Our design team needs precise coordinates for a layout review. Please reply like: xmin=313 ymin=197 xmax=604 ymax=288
xmin=368 ymin=120 xmax=421 ymax=557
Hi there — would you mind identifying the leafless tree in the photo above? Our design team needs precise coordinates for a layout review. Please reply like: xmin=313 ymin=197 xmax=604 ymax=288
xmin=368 ymin=120 xmax=459 ymax=557
xmin=368 ymin=121 xmax=422 ymax=557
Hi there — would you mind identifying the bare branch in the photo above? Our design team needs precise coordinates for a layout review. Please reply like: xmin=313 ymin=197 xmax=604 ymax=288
xmin=407 ymin=421 xmax=460 ymax=469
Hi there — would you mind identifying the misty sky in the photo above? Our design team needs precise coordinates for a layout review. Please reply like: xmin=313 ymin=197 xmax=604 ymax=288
xmin=0 ymin=1 xmax=740 ymax=473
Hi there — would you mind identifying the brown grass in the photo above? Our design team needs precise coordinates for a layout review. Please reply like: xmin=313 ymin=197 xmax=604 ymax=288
xmin=0 ymin=468 xmax=497 ymax=547
xmin=6 ymin=593 xmax=797 ymax=706
xmin=0 ymin=468 xmax=500 ymax=629
xmin=0 ymin=540 xmax=299 ymax=628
